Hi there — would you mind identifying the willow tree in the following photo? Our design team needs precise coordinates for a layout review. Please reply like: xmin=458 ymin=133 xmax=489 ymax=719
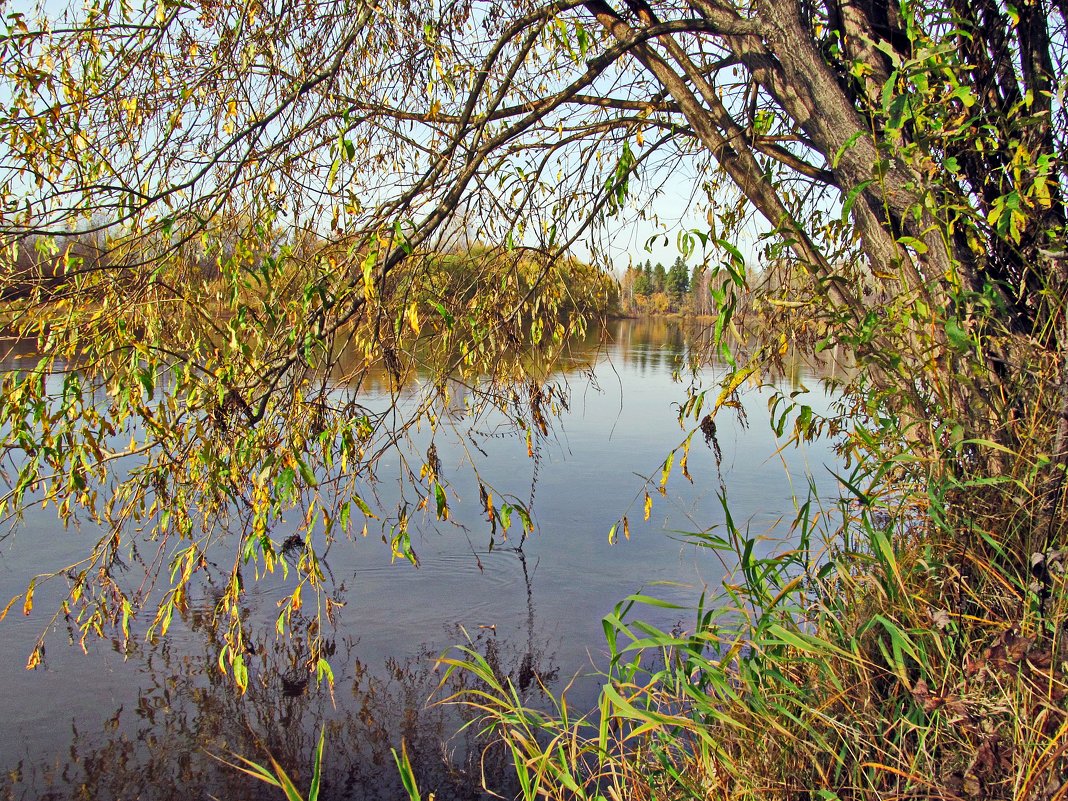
xmin=1 ymin=0 xmax=1065 ymax=685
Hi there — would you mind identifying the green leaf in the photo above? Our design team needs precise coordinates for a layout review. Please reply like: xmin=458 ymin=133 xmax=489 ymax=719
xmin=886 ymin=94 xmax=911 ymax=129
xmin=841 ymin=179 xmax=875 ymax=221
xmin=326 ymin=157 xmax=341 ymax=189
xmin=352 ymin=494 xmax=378 ymax=520
xmin=896 ymin=235 xmax=928 ymax=254
xmin=764 ymin=623 xmax=857 ymax=662
xmin=575 ymin=22 xmax=588 ymax=58
xmin=308 ymin=726 xmax=326 ymax=801
xmin=944 ymin=318 xmax=972 ymax=351
xmin=714 ymin=238 xmax=745 ymax=270
xmin=297 ymin=458 xmax=318 ymax=487
xmin=428 ymin=300 xmax=454 ymax=328
xmin=949 ymin=85 xmax=976 ymax=108
xmin=315 ymin=657 xmax=334 ymax=688
xmin=832 ymin=131 xmax=864 ymax=168
xmin=391 ymin=740 xmax=422 ymax=801
xmin=620 ymin=593 xmax=685 ymax=610
xmin=434 ymin=482 xmax=447 ymax=519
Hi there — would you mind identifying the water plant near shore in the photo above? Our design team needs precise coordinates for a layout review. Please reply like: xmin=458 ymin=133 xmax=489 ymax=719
xmin=445 ymin=447 xmax=1068 ymax=799
xmin=214 ymin=726 xmax=326 ymax=801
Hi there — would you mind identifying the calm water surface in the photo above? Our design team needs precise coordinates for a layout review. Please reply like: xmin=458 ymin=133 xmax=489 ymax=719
xmin=0 ymin=319 xmax=842 ymax=800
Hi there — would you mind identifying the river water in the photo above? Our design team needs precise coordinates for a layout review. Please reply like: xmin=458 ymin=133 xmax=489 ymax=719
xmin=0 ymin=318 xmax=842 ymax=800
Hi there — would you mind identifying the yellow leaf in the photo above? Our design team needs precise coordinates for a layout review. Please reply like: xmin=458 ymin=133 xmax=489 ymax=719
xmin=0 ymin=594 xmax=19 ymax=622
xmin=361 ymin=249 xmax=377 ymax=300
xmin=643 ymin=493 xmax=652 ymax=521
xmin=407 ymin=302 xmax=421 ymax=335
xmin=714 ymin=367 xmax=755 ymax=412
xmin=1033 ymin=176 xmax=1052 ymax=209
xmin=659 ymin=451 xmax=674 ymax=492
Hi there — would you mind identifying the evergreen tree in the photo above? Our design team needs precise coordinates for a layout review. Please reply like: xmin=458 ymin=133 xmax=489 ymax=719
xmin=665 ymin=256 xmax=690 ymax=297
xmin=634 ymin=264 xmax=652 ymax=295
xmin=652 ymin=262 xmax=667 ymax=293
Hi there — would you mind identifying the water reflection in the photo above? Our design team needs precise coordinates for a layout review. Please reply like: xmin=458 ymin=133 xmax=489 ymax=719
xmin=2 ymin=547 xmax=554 ymax=800
xmin=0 ymin=318 xmax=844 ymax=801
xmin=0 ymin=317 xmax=842 ymax=387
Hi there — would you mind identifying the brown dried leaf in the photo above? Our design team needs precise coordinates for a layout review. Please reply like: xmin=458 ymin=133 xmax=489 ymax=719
xmin=929 ymin=608 xmax=952 ymax=630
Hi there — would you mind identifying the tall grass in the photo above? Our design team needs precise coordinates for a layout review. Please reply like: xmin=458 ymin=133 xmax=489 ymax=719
xmin=213 ymin=726 xmax=326 ymax=801
xmin=441 ymin=430 xmax=1068 ymax=800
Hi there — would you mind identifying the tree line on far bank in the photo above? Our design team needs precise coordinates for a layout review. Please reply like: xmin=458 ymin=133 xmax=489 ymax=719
xmin=617 ymin=257 xmax=712 ymax=316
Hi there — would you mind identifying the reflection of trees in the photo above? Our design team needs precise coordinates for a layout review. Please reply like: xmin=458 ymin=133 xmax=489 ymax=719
xmin=602 ymin=318 xmax=849 ymax=387
xmin=606 ymin=318 xmax=697 ymax=376
xmin=0 ymin=550 xmax=557 ymax=801
xmin=323 ymin=314 xmax=606 ymax=395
